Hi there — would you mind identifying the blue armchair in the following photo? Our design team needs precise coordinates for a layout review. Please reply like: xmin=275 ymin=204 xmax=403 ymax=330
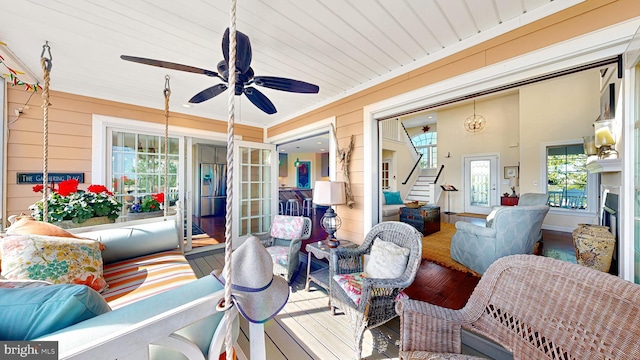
xmin=450 ymin=205 xmax=549 ymax=274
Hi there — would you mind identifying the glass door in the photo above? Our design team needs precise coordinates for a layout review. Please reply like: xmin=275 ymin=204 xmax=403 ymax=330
xmin=463 ymin=155 xmax=499 ymax=214
xmin=232 ymin=140 xmax=278 ymax=249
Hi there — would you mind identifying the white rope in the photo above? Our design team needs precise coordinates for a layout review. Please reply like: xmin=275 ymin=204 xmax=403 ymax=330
xmin=223 ymin=0 xmax=237 ymax=358
xmin=40 ymin=42 xmax=52 ymax=222
xmin=163 ymin=75 xmax=170 ymax=216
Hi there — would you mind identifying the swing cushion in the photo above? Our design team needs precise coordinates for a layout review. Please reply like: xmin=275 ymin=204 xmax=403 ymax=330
xmin=1 ymin=234 xmax=108 ymax=293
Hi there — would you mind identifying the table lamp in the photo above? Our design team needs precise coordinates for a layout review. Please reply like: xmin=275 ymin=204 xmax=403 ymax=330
xmin=313 ymin=181 xmax=346 ymax=248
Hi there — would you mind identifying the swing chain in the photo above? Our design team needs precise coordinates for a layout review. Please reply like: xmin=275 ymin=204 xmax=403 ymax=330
xmin=40 ymin=41 xmax=53 ymax=72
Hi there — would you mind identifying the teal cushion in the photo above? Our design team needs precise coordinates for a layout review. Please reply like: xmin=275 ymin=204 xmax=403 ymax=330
xmin=0 ymin=284 xmax=111 ymax=340
xmin=383 ymin=191 xmax=403 ymax=205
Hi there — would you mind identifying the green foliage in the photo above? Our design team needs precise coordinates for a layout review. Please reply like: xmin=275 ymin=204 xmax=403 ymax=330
xmin=29 ymin=190 xmax=122 ymax=224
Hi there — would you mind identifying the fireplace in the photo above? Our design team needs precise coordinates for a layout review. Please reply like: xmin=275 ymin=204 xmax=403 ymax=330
xmin=602 ymin=192 xmax=619 ymax=275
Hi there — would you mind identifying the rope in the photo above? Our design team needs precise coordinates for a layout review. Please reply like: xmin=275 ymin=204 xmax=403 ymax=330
xmin=40 ymin=41 xmax=52 ymax=222
xmin=223 ymin=1 xmax=237 ymax=359
xmin=163 ymin=75 xmax=170 ymax=217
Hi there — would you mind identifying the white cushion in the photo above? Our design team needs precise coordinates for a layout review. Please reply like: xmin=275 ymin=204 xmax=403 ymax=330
xmin=365 ymin=239 xmax=410 ymax=279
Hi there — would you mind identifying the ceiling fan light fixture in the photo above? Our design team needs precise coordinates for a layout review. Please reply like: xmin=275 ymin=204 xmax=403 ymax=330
xmin=465 ymin=100 xmax=486 ymax=132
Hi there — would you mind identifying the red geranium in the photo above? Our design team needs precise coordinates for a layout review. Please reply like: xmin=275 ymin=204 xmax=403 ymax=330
xmin=32 ymin=184 xmax=44 ymax=193
xmin=56 ymin=179 xmax=79 ymax=196
xmin=87 ymin=184 xmax=113 ymax=196
xmin=152 ymin=192 xmax=165 ymax=204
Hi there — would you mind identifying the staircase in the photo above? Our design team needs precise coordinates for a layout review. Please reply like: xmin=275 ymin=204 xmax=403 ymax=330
xmin=405 ymin=172 xmax=441 ymax=205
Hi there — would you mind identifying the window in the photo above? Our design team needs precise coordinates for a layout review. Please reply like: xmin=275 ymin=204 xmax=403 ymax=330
xmin=411 ymin=132 xmax=437 ymax=169
xmin=111 ymin=131 xmax=180 ymax=206
xmin=546 ymin=144 xmax=588 ymax=210
xmin=381 ymin=161 xmax=390 ymax=190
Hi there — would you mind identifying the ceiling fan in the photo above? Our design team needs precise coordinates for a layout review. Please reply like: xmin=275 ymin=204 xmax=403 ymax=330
xmin=121 ymin=28 xmax=319 ymax=115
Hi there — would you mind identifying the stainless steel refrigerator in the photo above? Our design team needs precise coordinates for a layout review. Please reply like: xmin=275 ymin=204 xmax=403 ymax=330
xmin=200 ymin=163 xmax=227 ymax=216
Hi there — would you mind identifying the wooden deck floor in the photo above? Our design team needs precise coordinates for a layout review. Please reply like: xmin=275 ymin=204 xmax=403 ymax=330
xmin=187 ymin=250 xmax=401 ymax=360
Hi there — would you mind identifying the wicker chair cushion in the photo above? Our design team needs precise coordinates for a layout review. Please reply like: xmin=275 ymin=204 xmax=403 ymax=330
xmin=269 ymin=216 xmax=304 ymax=240
xmin=365 ymin=238 xmax=410 ymax=278
xmin=265 ymin=246 xmax=289 ymax=267
xmin=333 ymin=272 xmax=366 ymax=305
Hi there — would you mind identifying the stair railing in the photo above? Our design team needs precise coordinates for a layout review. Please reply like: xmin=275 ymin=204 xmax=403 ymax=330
xmin=433 ymin=164 xmax=444 ymax=184
xmin=402 ymin=154 xmax=423 ymax=185
xmin=401 ymin=122 xmax=420 ymax=158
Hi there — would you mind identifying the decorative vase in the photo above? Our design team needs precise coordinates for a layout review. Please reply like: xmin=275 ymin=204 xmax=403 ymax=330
xmin=55 ymin=216 xmax=115 ymax=229
xmin=572 ymin=224 xmax=615 ymax=272
xmin=126 ymin=210 xmax=163 ymax=221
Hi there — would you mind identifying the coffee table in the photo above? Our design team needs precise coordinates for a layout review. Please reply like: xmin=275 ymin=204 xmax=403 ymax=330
xmin=305 ymin=239 xmax=356 ymax=292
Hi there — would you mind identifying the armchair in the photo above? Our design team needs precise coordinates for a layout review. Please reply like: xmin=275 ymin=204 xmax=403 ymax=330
xmin=260 ymin=215 xmax=312 ymax=283
xmin=395 ymin=255 xmax=640 ymax=359
xmin=451 ymin=205 xmax=549 ymax=274
xmin=329 ymin=221 xmax=422 ymax=359
xmin=486 ymin=192 xmax=548 ymax=228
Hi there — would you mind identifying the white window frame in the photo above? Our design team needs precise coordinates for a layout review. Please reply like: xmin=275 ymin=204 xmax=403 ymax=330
xmin=542 ymin=139 xmax=598 ymax=217
xmin=412 ymin=132 xmax=438 ymax=169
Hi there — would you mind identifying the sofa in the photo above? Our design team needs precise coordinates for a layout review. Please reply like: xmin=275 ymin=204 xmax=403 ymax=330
xmin=0 ymin=216 xmax=238 ymax=360
xmin=396 ymin=254 xmax=640 ymax=359
xmin=382 ymin=190 xmax=405 ymax=221
xmin=450 ymin=205 xmax=549 ymax=274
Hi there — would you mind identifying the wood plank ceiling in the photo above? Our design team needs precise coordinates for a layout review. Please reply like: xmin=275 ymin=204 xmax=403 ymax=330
xmin=0 ymin=0 xmax=581 ymax=128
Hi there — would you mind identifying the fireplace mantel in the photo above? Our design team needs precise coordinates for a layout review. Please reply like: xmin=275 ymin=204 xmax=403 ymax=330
xmin=586 ymin=158 xmax=622 ymax=173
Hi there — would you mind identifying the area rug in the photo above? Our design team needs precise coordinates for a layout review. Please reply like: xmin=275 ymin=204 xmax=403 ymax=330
xmin=422 ymin=223 xmax=481 ymax=277
xmin=185 ymin=222 xmax=207 ymax=237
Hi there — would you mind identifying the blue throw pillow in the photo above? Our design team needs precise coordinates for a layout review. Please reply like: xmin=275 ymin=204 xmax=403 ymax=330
xmin=383 ymin=191 xmax=404 ymax=205
xmin=0 ymin=284 xmax=111 ymax=340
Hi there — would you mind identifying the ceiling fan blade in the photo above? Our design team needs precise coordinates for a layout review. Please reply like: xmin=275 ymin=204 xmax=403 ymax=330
xmin=121 ymin=55 xmax=220 ymax=78
xmin=244 ymin=86 xmax=277 ymax=114
xmin=189 ymin=84 xmax=228 ymax=103
xmin=222 ymin=28 xmax=252 ymax=74
xmin=253 ymin=76 xmax=319 ymax=93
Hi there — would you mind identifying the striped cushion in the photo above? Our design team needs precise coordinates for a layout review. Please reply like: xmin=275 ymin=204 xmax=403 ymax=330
xmin=102 ymin=250 xmax=196 ymax=310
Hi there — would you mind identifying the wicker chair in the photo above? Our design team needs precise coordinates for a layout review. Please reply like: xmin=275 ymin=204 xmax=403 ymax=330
xmin=396 ymin=254 xmax=640 ymax=360
xmin=260 ymin=215 xmax=312 ymax=283
xmin=329 ymin=221 xmax=422 ymax=359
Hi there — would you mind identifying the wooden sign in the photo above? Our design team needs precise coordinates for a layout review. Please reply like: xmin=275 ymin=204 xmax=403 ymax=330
xmin=17 ymin=173 xmax=84 ymax=184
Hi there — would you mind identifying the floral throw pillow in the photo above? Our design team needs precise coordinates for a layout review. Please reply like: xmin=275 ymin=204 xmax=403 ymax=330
xmin=1 ymin=234 xmax=107 ymax=293
xmin=270 ymin=216 xmax=304 ymax=240
xmin=333 ymin=272 xmax=366 ymax=305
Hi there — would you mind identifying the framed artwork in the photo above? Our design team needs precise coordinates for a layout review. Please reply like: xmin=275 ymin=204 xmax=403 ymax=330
xmin=296 ymin=161 xmax=311 ymax=189
xmin=504 ymin=166 xmax=519 ymax=179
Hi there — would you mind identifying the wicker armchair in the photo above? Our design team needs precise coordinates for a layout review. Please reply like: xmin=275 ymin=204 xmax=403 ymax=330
xmin=396 ymin=255 xmax=640 ymax=360
xmin=329 ymin=221 xmax=422 ymax=359
xmin=260 ymin=215 xmax=312 ymax=283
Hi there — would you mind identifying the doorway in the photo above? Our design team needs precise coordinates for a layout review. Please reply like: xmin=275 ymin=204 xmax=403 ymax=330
xmin=463 ymin=154 xmax=499 ymax=215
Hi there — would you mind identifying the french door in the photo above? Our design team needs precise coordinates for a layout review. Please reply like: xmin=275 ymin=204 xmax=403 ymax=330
xmin=231 ymin=140 xmax=278 ymax=249
xmin=463 ymin=155 xmax=499 ymax=214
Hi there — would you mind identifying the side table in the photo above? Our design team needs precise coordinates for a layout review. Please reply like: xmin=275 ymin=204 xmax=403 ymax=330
xmin=305 ymin=239 xmax=356 ymax=292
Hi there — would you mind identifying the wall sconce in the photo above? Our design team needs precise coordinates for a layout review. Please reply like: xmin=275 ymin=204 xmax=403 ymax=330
xmin=464 ymin=100 xmax=486 ymax=133
xmin=293 ymin=157 xmax=301 ymax=167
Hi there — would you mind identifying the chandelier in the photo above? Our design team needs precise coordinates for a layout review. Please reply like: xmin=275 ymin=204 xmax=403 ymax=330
xmin=465 ymin=100 xmax=486 ymax=132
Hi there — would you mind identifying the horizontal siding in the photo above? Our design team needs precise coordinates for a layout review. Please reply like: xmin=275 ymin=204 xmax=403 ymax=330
xmin=5 ymin=87 xmax=263 ymax=220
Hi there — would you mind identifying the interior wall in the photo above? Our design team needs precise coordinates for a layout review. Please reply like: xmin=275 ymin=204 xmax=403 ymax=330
xmin=381 ymin=139 xmax=415 ymax=196
xmin=5 ymin=88 xmax=262 ymax=221
xmin=436 ymin=94 xmax=520 ymax=211
xmin=520 ymin=69 xmax=601 ymax=230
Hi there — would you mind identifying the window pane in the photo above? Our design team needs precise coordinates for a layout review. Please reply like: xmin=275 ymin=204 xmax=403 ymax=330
xmin=470 ymin=160 xmax=490 ymax=207
xmin=547 ymin=145 xmax=588 ymax=209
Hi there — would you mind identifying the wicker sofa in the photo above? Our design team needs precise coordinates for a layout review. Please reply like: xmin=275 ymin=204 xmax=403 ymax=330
xmin=1 ymin=216 xmax=238 ymax=360
xmin=396 ymin=254 xmax=640 ymax=359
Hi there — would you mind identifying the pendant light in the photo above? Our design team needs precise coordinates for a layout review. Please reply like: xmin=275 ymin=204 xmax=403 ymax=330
xmin=464 ymin=100 xmax=486 ymax=132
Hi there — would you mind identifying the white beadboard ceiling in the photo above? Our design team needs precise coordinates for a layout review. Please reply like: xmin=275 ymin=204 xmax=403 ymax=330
xmin=0 ymin=0 xmax=582 ymax=129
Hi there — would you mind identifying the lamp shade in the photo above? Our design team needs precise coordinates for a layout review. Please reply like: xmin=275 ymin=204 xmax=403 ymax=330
xmin=313 ymin=181 xmax=346 ymax=205
xmin=509 ymin=177 xmax=518 ymax=187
